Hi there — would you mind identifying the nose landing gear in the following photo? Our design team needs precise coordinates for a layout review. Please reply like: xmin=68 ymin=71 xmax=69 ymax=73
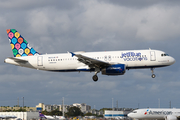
xmin=151 ymin=68 xmax=156 ymax=78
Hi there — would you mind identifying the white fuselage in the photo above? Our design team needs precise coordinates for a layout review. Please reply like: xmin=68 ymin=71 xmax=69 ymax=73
xmin=128 ymin=108 xmax=180 ymax=119
xmin=5 ymin=49 xmax=175 ymax=73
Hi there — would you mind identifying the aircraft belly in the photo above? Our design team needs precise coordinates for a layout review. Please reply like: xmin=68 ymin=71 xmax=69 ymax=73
xmin=145 ymin=115 xmax=164 ymax=119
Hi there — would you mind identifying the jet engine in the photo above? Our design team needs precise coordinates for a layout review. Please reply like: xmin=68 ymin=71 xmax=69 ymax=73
xmin=101 ymin=64 xmax=126 ymax=75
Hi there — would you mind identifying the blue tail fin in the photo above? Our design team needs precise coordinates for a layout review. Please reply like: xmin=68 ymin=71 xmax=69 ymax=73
xmin=7 ymin=29 xmax=39 ymax=57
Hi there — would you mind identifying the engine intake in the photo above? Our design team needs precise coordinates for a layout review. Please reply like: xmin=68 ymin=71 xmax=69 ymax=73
xmin=101 ymin=64 xmax=126 ymax=75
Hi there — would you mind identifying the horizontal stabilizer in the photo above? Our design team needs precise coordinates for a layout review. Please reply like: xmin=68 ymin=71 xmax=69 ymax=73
xmin=6 ymin=57 xmax=28 ymax=63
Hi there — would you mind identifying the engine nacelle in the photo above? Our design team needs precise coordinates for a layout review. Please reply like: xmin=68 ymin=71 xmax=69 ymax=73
xmin=101 ymin=64 xmax=126 ymax=75
xmin=166 ymin=115 xmax=177 ymax=120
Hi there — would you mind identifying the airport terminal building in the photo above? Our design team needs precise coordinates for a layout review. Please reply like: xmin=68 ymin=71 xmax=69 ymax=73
xmin=104 ymin=110 xmax=129 ymax=119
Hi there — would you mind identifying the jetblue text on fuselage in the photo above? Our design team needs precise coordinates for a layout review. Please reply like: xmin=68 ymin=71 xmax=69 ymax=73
xmin=121 ymin=52 xmax=148 ymax=61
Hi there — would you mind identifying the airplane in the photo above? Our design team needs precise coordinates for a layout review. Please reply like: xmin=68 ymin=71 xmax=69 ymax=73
xmin=39 ymin=112 xmax=55 ymax=120
xmin=128 ymin=108 xmax=180 ymax=120
xmin=54 ymin=116 xmax=65 ymax=120
xmin=0 ymin=115 xmax=17 ymax=119
xmin=43 ymin=115 xmax=54 ymax=120
xmin=4 ymin=29 xmax=175 ymax=81
xmin=39 ymin=112 xmax=65 ymax=120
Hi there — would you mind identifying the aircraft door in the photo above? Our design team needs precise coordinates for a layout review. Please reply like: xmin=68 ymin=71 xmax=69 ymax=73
xmin=37 ymin=56 xmax=43 ymax=66
xmin=150 ymin=51 xmax=156 ymax=61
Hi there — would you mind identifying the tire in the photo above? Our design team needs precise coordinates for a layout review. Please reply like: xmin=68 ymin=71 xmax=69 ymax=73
xmin=92 ymin=75 xmax=98 ymax=82
xmin=151 ymin=74 xmax=156 ymax=78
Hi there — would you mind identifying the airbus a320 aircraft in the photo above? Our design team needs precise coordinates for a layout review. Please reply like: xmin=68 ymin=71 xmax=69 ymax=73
xmin=4 ymin=29 xmax=175 ymax=81
xmin=128 ymin=108 xmax=180 ymax=120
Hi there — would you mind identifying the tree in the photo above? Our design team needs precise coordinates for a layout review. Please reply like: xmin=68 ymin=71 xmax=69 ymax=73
xmin=50 ymin=109 xmax=62 ymax=116
xmin=42 ymin=110 xmax=49 ymax=115
xmin=66 ymin=106 xmax=83 ymax=117
xmin=16 ymin=107 xmax=26 ymax=112
xmin=84 ymin=112 xmax=94 ymax=116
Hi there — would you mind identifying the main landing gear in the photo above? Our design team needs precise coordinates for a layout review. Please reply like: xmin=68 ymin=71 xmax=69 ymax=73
xmin=151 ymin=68 xmax=156 ymax=78
xmin=92 ymin=71 xmax=99 ymax=82
xmin=92 ymin=75 xmax=98 ymax=82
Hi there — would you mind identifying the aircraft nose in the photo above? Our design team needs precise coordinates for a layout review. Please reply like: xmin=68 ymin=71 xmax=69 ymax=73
xmin=127 ymin=113 xmax=133 ymax=118
xmin=170 ymin=57 xmax=175 ymax=65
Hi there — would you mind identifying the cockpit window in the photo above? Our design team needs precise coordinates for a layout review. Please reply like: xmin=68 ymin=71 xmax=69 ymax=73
xmin=133 ymin=111 xmax=137 ymax=113
xmin=161 ymin=53 xmax=169 ymax=57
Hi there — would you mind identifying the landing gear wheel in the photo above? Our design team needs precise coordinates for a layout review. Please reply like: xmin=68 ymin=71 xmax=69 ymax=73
xmin=92 ymin=75 xmax=98 ymax=82
xmin=151 ymin=74 xmax=156 ymax=78
xmin=151 ymin=68 xmax=156 ymax=78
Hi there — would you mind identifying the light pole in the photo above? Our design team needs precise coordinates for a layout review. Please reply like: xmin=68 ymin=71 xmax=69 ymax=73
xmin=112 ymin=98 xmax=113 ymax=119
xmin=23 ymin=97 xmax=24 ymax=120
xmin=62 ymin=97 xmax=64 ymax=117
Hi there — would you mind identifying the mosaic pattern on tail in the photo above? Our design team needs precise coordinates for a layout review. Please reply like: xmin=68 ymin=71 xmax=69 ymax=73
xmin=7 ymin=29 xmax=39 ymax=57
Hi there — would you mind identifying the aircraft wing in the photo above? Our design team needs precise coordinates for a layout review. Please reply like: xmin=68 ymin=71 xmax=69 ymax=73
xmin=6 ymin=57 xmax=28 ymax=63
xmin=70 ymin=52 xmax=110 ymax=68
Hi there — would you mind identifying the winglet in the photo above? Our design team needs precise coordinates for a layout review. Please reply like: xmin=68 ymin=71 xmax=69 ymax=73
xmin=70 ymin=52 xmax=76 ymax=57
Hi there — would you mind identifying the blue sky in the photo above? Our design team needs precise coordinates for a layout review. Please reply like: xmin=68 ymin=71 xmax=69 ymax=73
xmin=0 ymin=0 xmax=180 ymax=110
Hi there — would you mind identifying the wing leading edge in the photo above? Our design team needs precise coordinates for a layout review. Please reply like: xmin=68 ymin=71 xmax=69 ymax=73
xmin=70 ymin=52 xmax=110 ymax=68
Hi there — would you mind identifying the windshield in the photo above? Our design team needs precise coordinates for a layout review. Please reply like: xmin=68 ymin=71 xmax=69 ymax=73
xmin=161 ymin=53 xmax=169 ymax=56
xmin=132 ymin=110 xmax=137 ymax=113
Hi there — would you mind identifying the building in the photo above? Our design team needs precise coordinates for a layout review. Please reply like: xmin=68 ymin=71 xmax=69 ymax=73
xmin=72 ymin=103 xmax=91 ymax=113
xmin=80 ymin=103 xmax=91 ymax=113
xmin=0 ymin=112 xmax=39 ymax=120
xmin=104 ymin=110 xmax=128 ymax=118
xmin=36 ymin=103 xmax=62 ymax=112
xmin=0 ymin=106 xmax=36 ymax=112
xmin=36 ymin=103 xmax=44 ymax=111
xmin=36 ymin=103 xmax=91 ymax=113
